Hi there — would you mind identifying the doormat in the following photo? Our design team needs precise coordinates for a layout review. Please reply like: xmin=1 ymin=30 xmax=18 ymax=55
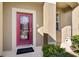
xmin=17 ymin=47 xmax=34 ymax=55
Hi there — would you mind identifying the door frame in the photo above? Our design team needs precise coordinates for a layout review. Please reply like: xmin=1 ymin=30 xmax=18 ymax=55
xmin=12 ymin=8 xmax=36 ymax=52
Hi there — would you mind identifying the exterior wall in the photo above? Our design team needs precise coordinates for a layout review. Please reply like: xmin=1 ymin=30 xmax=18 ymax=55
xmin=72 ymin=6 xmax=79 ymax=35
xmin=0 ymin=2 xmax=3 ymax=56
xmin=56 ymin=9 xmax=72 ymax=45
xmin=61 ymin=11 xmax=72 ymax=28
xmin=56 ymin=9 xmax=62 ymax=45
xmin=43 ymin=3 xmax=56 ymax=44
xmin=56 ymin=31 xmax=61 ymax=45
xmin=61 ymin=10 xmax=72 ymax=46
xmin=3 ymin=2 xmax=43 ymax=50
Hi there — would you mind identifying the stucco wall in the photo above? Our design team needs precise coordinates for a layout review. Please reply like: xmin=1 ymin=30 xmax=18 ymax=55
xmin=72 ymin=6 xmax=79 ymax=35
xmin=0 ymin=2 xmax=3 ymax=56
xmin=56 ymin=9 xmax=72 ymax=45
xmin=61 ymin=10 xmax=72 ymax=46
xmin=43 ymin=3 xmax=56 ymax=44
xmin=3 ymin=2 xmax=43 ymax=50
xmin=56 ymin=9 xmax=62 ymax=45
xmin=61 ymin=11 xmax=72 ymax=28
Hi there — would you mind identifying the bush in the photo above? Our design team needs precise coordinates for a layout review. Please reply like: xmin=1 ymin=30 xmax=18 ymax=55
xmin=42 ymin=44 xmax=75 ymax=57
xmin=71 ymin=35 xmax=79 ymax=45
xmin=71 ymin=35 xmax=79 ymax=55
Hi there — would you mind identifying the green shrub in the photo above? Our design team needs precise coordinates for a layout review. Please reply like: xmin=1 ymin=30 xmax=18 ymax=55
xmin=71 ymin=35 xmax=79 ymax=45
xmin=42 ymin=44 xmax=75 ymax=57
xmin=71 ymin=35 xmax=79 ymax=55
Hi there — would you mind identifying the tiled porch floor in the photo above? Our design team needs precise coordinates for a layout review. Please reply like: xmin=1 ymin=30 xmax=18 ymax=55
xmin=3 ymin=46 xmax=43 ymax=57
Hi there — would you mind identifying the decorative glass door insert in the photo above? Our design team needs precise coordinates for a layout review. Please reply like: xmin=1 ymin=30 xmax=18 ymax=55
xmin=16 ymin=12 xmax=33 ymax=46
xmin=20 ymin=16 xmax=29 ymax=40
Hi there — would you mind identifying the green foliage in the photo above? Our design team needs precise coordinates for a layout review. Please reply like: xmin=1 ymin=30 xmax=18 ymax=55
xmin=42 ymin=44 xmax=75 ymax=57
xmin=74 ymin=50 xmax=79 ymax=55
xmin=71 ymin=35 xmax=79 ymax=45
xmin=71 ymin=35 xmax=79 ymax=55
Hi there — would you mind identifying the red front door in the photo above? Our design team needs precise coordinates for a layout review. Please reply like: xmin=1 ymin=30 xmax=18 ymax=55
xmin=16 ymin=12 xmax=33 ymax=46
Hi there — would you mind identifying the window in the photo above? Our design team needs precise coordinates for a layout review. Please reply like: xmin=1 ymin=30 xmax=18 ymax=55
xmin=56 ymin=12 xmax=61 ymax=31
xmin=20 ymin=16 xmax=29 ymax=40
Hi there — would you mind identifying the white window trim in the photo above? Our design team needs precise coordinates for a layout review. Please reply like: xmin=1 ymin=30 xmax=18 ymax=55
xmin=12 ymin=8 xmax=36 ymax=53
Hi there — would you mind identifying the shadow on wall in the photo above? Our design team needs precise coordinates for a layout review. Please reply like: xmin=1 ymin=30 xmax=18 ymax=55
xmin=37 ymin=26 xmax=43 ymax=46
xmin=43 ymin=33 xmax=56 ymax=45
xmin=48 ymin=34 xmax=56 ymax=44
xmin=37 ymin=26 xmax=56 ymax=45
xmin=36 ymin=32 xmax=43 ymax=46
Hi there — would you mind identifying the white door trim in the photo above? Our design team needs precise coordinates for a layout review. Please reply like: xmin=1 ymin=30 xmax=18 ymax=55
xmin=12 ymin=8 xmax=36 ymax=53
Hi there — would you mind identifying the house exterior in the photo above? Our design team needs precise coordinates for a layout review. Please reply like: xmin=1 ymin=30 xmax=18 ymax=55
xmin=0 ymin=2 xmax=79 ymax=57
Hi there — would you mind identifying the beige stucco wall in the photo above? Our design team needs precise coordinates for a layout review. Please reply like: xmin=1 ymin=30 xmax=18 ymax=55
xmin=56 ymin=31 xmax=61 ymax=45
xmin=43 ymin=3 xmax=56 ymax=43
xmin=61 ymin=10 xmax=72 ymax=45
xmin=3 ymin=2 xmax=43 ymax=50
xmin=56 ymin=9 xmax=72 ymax=45
xmin=0 ymin=2 xmax=3 ymax=55
xmin=61 ymin=11 xmax=72 ymax=28
xmin=72 ymin=6 xmax=79 ymax=35
xmin=56 ymin=9 xmax=62 ymax=45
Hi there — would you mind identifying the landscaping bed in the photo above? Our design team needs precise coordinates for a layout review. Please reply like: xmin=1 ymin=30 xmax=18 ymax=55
xmin=42 ymin=44 xmax=75 ymax=57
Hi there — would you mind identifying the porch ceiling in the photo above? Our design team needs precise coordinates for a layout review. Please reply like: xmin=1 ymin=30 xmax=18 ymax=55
xmin=56 ymin=2 xmax=79 ymax=9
